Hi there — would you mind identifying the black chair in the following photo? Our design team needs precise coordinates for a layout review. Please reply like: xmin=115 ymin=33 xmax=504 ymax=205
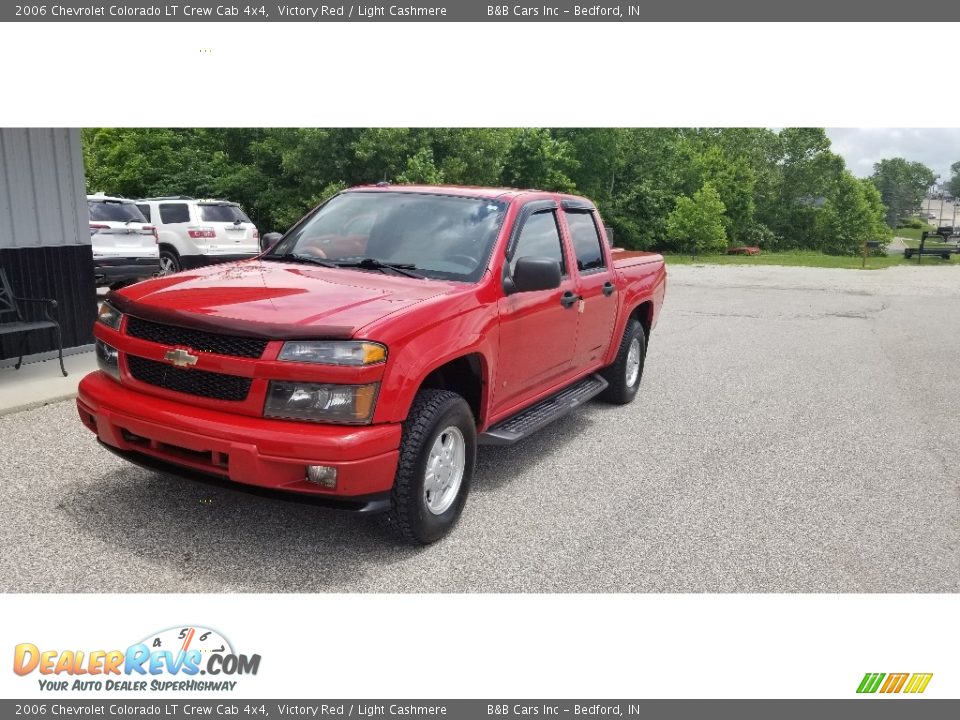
xmin=0 ymin=268 xmax=67 ymax=377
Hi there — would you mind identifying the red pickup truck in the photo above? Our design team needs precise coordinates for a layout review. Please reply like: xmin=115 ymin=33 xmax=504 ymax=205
xmin=78 ymin=185 xmax=666 ymax=543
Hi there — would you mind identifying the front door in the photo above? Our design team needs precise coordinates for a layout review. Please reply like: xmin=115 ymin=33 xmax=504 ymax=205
xmin=494 ymin=207 xmax=579 ymax=415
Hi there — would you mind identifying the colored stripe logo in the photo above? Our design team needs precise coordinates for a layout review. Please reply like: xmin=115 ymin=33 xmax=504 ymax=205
xmin=857 ymin=673 xmax=933 ymax=694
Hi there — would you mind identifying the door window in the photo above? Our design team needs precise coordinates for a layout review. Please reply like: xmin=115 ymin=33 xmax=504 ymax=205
xmin=510 ymin=210 xmax=566 ymax=276
xmin=159 ymin=203 xmax=190 ymax=224
xmin=565 ymin=211 xmax=606 ymax=272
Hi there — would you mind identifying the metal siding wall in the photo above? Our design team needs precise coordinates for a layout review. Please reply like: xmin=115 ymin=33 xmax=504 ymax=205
xmin=0 ymin=128 xmax=89 ymax=250
xmin=0 ymin=133 xmax=13 ymax=247
xmin=65 ymin=129 xmax=90 ymax=241
xmin=2 ymin=129 xmax=35 ymax=248
xmin=0 ymin=128 xmax=96 ymax=359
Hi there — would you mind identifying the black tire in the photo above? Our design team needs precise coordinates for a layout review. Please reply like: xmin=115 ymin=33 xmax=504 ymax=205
xmin=598 ymin=318 xmax=646 ymax=405
xmin=159 ymin=248 xmax=182 ymax=275
xmin=381 ymin=389 xmax=476 ymax=545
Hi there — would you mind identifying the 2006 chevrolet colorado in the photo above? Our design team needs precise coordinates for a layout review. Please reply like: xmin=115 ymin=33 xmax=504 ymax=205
xmin=78 ymin=185 xmax=667 ymax=543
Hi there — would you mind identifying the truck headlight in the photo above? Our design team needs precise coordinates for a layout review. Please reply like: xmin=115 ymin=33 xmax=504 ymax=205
xmin=264 ymin=382 xmax=378 ymax=423
xmin=277 ymin=340 xmax=386 ymax=366
xmin=97 ymin=302 xmax=123 ymax=330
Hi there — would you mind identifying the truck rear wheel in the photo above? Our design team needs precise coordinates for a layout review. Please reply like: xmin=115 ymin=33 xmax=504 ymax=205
xmin=382 ymin=389 xmax=476 ymax=544
xmin=598 ymin=318 xmax=645 ymax=405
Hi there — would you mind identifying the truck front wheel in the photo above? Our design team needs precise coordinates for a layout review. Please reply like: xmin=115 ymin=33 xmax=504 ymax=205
xmin=382 ymin=389 xmax=476 ymax=544
xmin=598 ymin=318 xmax=646 ymax=405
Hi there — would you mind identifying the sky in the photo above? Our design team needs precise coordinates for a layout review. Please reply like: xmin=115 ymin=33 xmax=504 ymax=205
xmin=826 ymin=128 xmax=960 ymax=183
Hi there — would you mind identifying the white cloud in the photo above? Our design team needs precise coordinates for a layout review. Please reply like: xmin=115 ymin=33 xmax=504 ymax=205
xmin=826 ymin=128 xmax=960 ymax=182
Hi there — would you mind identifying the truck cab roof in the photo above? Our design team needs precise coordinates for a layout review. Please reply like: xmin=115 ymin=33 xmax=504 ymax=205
xmin=345 ymin=184 xmax=595 ymax=208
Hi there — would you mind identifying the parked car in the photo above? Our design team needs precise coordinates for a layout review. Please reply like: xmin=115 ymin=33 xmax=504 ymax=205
xmin=87 ymin=194 xmax=160 ymax=289
xmin=135 ymin=197 xmax=259 ymax=274
xmin=78 ymin=185 xmax=667 ymax=544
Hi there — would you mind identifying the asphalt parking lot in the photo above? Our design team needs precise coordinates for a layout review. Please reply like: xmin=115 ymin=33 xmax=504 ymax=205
xmin=2 ymin=264 xmax=958 ymax=592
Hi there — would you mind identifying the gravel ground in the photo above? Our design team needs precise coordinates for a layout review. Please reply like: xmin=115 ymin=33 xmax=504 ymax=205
xmin=2 ymin=263 xmax=959 ymax=592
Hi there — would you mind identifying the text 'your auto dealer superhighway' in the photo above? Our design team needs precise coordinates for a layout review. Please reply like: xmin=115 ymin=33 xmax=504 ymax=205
xmin=36 ymin=3 xmax=450 ymax=17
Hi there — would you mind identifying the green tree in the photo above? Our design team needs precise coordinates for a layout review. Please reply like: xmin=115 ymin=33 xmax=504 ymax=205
xmin=768 ymin=128 xmax=846 ymax=249
xmin=665 ymin=183 xmax=728 ymax=257
xmin=870 ymin=157 xmax=937 ymax=227
xmin=690 ymin=143 xmax=756 ymax=243
xmin=601 ymin=129 xmax=691 ymax=250
xmin=79 ymin=126 xmax=898 ymax=253
xmin=815 ymin=172 xmax=891 ymax=255
xmin=948 ymin=160 xmax=960 ymax=198
xmin=499 ymin=128 xmax=578 ymax=192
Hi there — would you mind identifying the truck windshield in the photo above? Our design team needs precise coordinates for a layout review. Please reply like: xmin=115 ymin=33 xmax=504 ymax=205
xmin=268 ymin=192 xmax=508 ymax=282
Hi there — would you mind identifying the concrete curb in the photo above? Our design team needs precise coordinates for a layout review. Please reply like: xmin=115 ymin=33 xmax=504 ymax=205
xmin=0 ymin=392 xmax=78 ymax=418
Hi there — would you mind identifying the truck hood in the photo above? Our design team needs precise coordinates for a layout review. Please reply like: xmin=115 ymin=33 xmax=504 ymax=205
xmin=109 ymin=259 xmax=458 ymax=339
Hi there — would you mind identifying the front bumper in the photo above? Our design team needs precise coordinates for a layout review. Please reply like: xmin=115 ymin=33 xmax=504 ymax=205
xmin=77 ymin=370 xmax=401 ymax=501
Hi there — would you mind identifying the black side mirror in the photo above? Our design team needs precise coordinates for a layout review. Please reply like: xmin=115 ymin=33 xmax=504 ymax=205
xmin=507 ymin=256 xmax=562 ymax=294
xmin=260 ymin=232 xmax=283 ymax=253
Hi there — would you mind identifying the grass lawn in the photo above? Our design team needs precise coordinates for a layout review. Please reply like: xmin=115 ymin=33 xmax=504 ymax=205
xmin=893 ymin=221 xmax=960 ymax=248
xmin=894 ymin=224 xmax=937 ymax=243
xmin=662 ymin=251 xmax=950 ymax=270
xmin=899 ymin=236 xmax=955 ymax=249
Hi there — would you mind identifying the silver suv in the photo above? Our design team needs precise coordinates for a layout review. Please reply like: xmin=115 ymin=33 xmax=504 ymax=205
xmin=135 ymin=197 xmax=259 ymax=274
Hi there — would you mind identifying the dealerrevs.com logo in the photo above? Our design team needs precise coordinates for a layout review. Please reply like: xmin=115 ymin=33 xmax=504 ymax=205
xmin=13 ymin=626 xmax=261 ymax=693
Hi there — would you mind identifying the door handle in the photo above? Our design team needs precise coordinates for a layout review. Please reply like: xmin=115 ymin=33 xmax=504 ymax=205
xmin=560 ymin=291 xmax=580 ymax=308
xmin=602 ymin=281 xmax=615 ymax=297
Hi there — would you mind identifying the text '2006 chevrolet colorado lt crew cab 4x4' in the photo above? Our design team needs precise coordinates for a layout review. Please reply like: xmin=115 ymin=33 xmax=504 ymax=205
xmin=77 ymin=185 xmax=667 ymax=544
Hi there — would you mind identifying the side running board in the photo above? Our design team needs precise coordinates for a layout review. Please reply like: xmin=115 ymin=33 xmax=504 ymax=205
xmin=478 ymin=373 xmax=608 ymax=446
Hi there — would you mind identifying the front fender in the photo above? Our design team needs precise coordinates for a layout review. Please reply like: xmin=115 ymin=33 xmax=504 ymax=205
xmin=371 ymin=310 xmax=498 ymax=426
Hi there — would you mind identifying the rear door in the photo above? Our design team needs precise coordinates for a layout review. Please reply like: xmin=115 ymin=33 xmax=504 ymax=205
xmin=563 ymin=206 xmax=619 ymax=369
xmin=157 ymin=201 xmax=193 ymax=250
xmin=88 ymin=200 xmax=157 ymax=258
xmin=197 ymin=202 xmax=258 ymax=255
xmin=494 ymin=201 xmax=579 ymax=415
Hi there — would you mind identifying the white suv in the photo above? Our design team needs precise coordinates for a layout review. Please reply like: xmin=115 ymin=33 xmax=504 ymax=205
xmin=135 ymin=197 xmax=259 ymax=274
xmin=87 ymin=194 xmax=160 ymax=288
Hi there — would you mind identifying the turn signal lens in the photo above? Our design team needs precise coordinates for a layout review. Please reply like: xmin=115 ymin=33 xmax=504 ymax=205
xmin=277 ymin=341 xmax=387 ymax=366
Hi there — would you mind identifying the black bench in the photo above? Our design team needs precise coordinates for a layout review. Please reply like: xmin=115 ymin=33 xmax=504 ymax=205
xmin=0 ymin=267 xmax=67 ymax=376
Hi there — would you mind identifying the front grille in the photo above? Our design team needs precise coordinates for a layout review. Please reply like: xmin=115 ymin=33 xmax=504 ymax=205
xmin=127 ymin=355 xmax=252 ymax=402
xmin=126 ymin=316 xmax=268 ymax=359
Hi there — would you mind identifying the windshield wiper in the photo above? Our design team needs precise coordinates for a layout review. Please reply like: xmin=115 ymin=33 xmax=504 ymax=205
xmin=333 ymin=258 xmax=425 ymax=279
xmin=267 ymin=253 xmax=339 ymax=268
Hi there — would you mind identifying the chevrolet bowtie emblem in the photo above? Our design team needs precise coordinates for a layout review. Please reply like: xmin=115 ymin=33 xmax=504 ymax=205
xmin=164 ymin=348 xmax=198 ymax=368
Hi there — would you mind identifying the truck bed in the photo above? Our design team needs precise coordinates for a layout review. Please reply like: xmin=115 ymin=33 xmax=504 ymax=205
xmin=611 ymin=248 xmax=664 ymax=269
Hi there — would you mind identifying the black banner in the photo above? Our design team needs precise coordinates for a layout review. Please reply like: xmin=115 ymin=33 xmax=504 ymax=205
xmin=3 ymin=0 xmax=955 ymax=22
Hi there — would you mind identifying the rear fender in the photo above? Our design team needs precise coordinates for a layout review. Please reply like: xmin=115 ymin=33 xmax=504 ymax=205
xmin=603 ymin=262 xmax=666 ymax=366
